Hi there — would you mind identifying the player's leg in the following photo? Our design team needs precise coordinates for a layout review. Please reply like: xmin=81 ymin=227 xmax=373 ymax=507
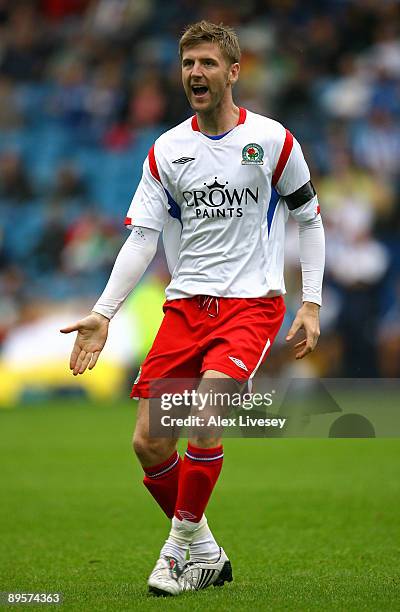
xmin=175 ymin=370 xmax=234 ymax=523
xmin=131 ymin=298 xmax=201 ymax=520
xmin=164 ymin=370 xmax=236 ymax=591
xmin=177 ymin=296 xmax=286 ymax=590
xmin=133 ymin=397 xmax=184 ymax=595
xmin=133 ymin=395 xmax=223 ymax=595
xmin=133 ymin=397 xmax=180 ymax=519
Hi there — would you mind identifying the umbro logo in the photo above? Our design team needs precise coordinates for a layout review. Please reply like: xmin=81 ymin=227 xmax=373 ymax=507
xmin=177 ymin=509 xmax=197 ymax=520
xmin=172 ymin=157 xmax=195 ymax=164
xmin=228 ymin=356 xmax=248 ymax=371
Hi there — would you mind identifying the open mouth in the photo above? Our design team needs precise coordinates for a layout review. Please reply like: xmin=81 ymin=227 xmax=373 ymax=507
xmin=191 ymin=85 xmax=209 ymax=98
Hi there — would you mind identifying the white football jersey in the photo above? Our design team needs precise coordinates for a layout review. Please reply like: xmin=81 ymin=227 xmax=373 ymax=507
xmin=125 ymin=108 xmax=320 ymax=299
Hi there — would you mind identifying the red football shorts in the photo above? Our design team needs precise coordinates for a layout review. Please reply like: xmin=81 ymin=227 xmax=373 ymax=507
xmin=131 ymin=295 xmax=285 ymax=398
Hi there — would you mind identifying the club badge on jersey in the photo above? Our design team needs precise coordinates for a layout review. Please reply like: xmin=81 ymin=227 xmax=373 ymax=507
xmin=241 ymin=143 xmax=264 ymax=165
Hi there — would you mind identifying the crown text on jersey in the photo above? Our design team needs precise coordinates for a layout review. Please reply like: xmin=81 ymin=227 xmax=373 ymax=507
xmin=182 ymin=177 xmax=259 ymax=219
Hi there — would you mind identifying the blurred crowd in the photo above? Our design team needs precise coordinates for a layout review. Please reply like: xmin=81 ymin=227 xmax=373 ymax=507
xmin=1 ymin=0 xmax=400 ymax=378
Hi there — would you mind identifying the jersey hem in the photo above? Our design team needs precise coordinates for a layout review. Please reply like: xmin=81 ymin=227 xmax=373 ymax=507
xmin=165 ymin=289 xmax=285 ymax=300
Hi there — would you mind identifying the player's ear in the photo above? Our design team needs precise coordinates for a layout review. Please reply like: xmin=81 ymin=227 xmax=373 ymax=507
xmin=229 ymin=62 xmax=240 ymax=85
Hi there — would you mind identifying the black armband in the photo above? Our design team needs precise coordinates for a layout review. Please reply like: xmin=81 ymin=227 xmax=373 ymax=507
xmin=284 ymin=181 xmax=316 ymax=211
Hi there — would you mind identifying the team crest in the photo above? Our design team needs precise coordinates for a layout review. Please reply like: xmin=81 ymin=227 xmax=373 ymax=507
xmin=242 ymin=143 xmax=264 ymax=165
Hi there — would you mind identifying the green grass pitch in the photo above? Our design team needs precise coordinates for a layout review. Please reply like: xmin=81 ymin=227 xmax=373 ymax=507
xmin=0 ymin=400 xmax=399 ymax=611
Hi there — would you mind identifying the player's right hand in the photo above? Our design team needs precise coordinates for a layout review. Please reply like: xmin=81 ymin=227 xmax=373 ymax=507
xmin=60 ymin=312 xmax=110 ymax=375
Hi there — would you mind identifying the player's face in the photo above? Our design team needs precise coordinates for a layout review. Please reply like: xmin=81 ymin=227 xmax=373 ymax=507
xmin=181 ymin=42 xmax=239 ymax=113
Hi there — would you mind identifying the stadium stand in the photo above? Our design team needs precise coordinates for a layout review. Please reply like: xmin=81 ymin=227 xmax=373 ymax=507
xmin=1 ymin=0 xmax=399 ymax=392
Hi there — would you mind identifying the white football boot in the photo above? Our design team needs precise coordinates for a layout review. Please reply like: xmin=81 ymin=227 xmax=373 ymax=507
xmin=148 ymin=556 xmax=183 ymax=596
xmin=179 ymin=547 xmax=233 ymax=591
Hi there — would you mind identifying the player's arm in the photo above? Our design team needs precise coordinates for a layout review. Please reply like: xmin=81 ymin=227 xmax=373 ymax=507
xmin=61 ymin=144 xmax=169 ymax=375
xmin=286 ymin=213 xmax=324 ymax=359
xmin=274 ymin=133 xmax=325 ymax=359
xmin=60 ymin=226 xmax=160 ymax=375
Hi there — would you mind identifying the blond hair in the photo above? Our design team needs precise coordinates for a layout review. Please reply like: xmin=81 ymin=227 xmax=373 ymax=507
xmin=179 ymin=20 xmax=241 ymax=65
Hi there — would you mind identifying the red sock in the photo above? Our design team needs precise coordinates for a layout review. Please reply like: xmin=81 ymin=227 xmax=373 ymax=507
xmin=143 ymin=451 xmax=181 ymax=518
xmin=174 ymin=443 xmax=224 ymax=523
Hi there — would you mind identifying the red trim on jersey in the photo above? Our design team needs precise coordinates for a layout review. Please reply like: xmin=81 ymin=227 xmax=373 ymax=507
xmin=191 ymin=115 xmax=200 ymax=131
xmin=148 ymin=144 xmax=161 ymax=183
xmin=124 ymin=216 xmax=132 ymax=226
xmin=191 ymin=107 xmax=247 ymax=133
xmin=238 ymin=107 xmax=247 ymax=125
xmin=317 ymin=205 xmax=321 ymax=215
xmin=272 ymin=129 xmax=294 ymax=187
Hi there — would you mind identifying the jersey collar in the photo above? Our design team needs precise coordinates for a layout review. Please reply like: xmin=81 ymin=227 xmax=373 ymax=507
xmin=191 ymin=107 xmax=247 ymax=133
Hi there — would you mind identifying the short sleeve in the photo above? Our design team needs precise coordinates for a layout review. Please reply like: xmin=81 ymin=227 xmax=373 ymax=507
xmin=273 ymin=130 xmax=320 ymax=223
xmin=275 ymin=137 xmax=310 ymax=196
xmin=124 ymin=145 xmax=169 ymax=231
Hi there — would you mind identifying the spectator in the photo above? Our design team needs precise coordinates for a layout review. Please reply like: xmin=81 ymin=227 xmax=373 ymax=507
xmin=352 ymin=107 xmax=400 ymax=178
xmin=0 ymin=151 xmax=35 ymax=203
xmin=51 ymin=162 xmax=87 ymax=201
xmin=0 ymin=76 xmax=24 ymax=129
xmin=32 ymin=207 xmax=67 ymax=273
xmin=62 ymin=212 xmax=121 ymax=275
xmin=0 ymin=4 xmax=50 ymax=82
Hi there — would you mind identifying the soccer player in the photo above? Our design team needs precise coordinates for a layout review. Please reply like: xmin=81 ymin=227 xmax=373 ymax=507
xmin=61 ymin=21 xmax=324 ymax=596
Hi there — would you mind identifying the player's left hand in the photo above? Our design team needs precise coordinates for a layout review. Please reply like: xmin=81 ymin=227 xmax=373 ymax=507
xmin=286 ymin=301 xmax=320 ymax=359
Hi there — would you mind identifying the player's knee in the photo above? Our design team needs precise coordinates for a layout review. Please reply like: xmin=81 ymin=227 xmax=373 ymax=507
xmin=190 ymin=435 xmax=222 ymax=449
xmin=132 ymin=433 xmax=148 ymax=460
xmin=132 ymin=433 xmax=174 ymax=465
